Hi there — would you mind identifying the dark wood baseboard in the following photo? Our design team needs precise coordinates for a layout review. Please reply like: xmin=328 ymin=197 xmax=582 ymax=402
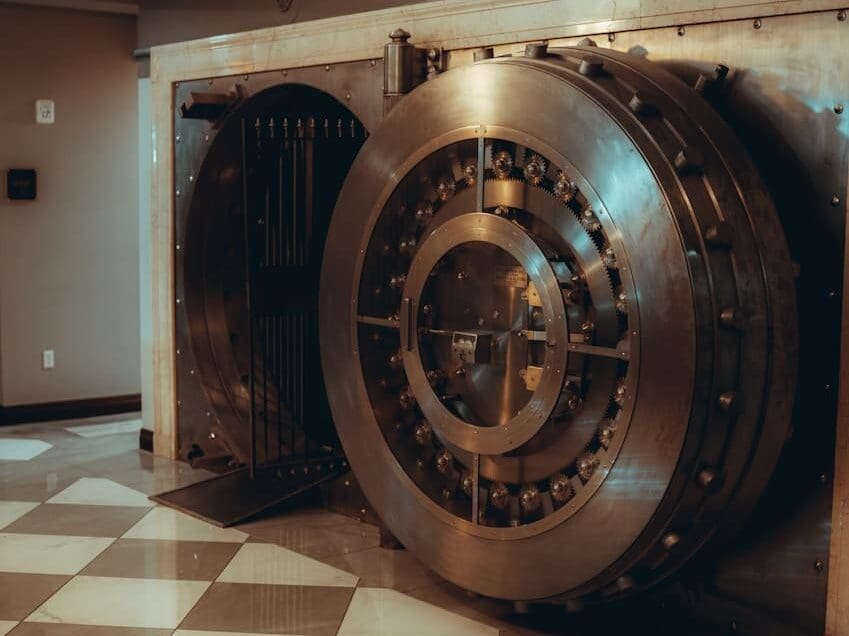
xmin=139 ymin=427 xmax=154 ymax=452
xmin=0 ymin=394 xmax=141 ymax=426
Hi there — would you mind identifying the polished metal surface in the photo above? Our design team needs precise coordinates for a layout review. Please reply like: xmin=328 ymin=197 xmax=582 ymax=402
xmin=320 ymin=46 xmax=799 ymax=604
xmin=383 ymin=28 xmax=418 ymax=96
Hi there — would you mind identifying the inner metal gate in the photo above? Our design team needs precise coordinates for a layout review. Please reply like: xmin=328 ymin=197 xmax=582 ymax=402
xmin=154 ymin=84 xmax=367 ymax=526
xmin=241 ymin=101 xmax=367 ymax=476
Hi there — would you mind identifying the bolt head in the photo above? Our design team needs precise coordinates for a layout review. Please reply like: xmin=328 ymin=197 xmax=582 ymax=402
xmin=577 ymin=454 xmax=596 ymax=481
xmin=698 ymin=468 xmax=719 ymax=489
xmin=662 ymin=532 xmax=681 ymax=551
xmin=525 ymin=42 xmax=548 ymax=59
xmin=414 ymin=422 xmax=432 ymax=446
xmin=616 ymin=576 xmax=634 ymax=591
xmin=462 ymin=476 xmax=474 ymax=496
xmin=520 ymin=484 xmax=541 ymax=512
xmin=436 ymin=450 xmax=454 ymax=475
xmin=490 ymin=482 xmax=510 ymax=509
xmin=550 ymin=473 xmax=572 ymax=503
xmin=579 ymin=56 xmax=604 ymax=76
xmin=717 ymin=391 xmax=739 ymax=413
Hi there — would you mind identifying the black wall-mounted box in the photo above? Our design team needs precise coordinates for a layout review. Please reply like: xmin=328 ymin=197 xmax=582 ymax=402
xmin=7 ymin=169 xmax=37 ymax=200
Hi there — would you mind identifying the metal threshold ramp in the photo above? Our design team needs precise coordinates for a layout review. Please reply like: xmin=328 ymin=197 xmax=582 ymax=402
xmin=151 ymin=454 xmax=348 ymax=527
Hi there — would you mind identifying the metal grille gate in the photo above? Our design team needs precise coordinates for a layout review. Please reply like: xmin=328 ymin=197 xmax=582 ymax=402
xmin=154 ymin=88 xmax=367 ymax=526
xmin=241 ymin=106 xmax=367 ymax=476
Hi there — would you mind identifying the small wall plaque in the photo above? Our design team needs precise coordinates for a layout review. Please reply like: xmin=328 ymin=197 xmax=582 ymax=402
xmin=7 ymin=169 xmax=37 ymax=200
xmin=35 ymin=99 xmax=55 ymax=124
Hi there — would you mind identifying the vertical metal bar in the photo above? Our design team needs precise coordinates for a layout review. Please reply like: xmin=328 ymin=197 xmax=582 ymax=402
xmin=296 ymin=122 xmax=305 ymax=459
xmin=471 ymin=453 xmax=480 ymax=525
xmin=284 ymin=120 xmax=292 ymax=266
xmin=476 ymin=134 xmax=486 ymax=213
xmin=293 ymin=123 xmax=300 ymax=269
xmin=303 ymin=117 xmax=314 ymax=458
xmin=241 ymin=118 xmax=257 ymax=479
xmin=293 ymin=122 xmax=302 ymax=459
xmin=305 ymin=118 xmax=314 ymax=255
xmin=303 ymin=120 xmax=311 ymax=460
xmin=263 ymin=316 xmax=269 ymax=464
xmin=283 ymin=119 xmax=293 ymax=458
xmin=289 ymin=314 xmax=295 ymax=457
xmin=295 ymin=313 xmax=310 ymax=456
xmin=401 ymin=297 xmax=414 ymax=352
xmin=276 ymin=119 xmax=284 ymax=464
xmin=261 ymin=137 xmax=272 ymax=468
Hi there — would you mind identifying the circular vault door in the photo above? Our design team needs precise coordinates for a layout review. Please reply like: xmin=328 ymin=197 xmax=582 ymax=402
xmin=320 ymin=47 xmax=798 ymax=604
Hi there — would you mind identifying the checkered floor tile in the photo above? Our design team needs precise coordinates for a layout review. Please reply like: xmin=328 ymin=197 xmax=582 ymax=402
xmin=0 ymin=439 xmax=51 ymax=462
xmin=0 ymin=419 xmax=516 ymax=636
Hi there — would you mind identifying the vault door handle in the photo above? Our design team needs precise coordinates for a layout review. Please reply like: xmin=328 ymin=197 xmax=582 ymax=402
xmin=400 ymin=297 xmax=416 ymax=352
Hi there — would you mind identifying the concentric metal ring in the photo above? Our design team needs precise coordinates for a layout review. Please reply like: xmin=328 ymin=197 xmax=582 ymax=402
xmin=402 ymin=212 xmax=569 ymax=455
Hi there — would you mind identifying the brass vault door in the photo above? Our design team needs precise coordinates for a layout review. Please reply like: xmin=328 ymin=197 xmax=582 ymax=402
xmin=320 ymin=46 xmax=799 ymax=611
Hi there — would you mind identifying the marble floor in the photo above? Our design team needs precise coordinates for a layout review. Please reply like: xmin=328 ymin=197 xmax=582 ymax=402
xmin=0 ymin=415 xmax=574 ymax=636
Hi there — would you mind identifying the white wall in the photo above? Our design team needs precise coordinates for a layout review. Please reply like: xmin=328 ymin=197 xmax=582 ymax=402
xmin=138 ymin=76 xmax=152 ymax=431
xmin=0 ymin=5 xmax=140 ymax=405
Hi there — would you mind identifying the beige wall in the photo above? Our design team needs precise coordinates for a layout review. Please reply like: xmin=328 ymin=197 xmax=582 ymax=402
xmin=138 ymin=0 xmax=416 ymax=48
xmin=0 ymin=5 xmax=140 ymax=406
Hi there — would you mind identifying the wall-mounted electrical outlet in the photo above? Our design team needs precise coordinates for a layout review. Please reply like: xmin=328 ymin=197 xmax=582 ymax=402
xmin=42 ymin=349 xmax=55 ymax=370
